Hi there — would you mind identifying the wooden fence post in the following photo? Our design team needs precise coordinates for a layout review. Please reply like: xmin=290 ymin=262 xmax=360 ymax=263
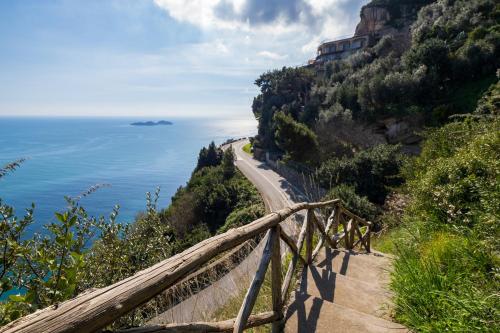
xmin=233 ymin=229 xmax=276 ymax=333
xmin=271 ymin=225 xmax=282 ymax=332
xmin=333 ymin=205 xmax=340 ymax=235
xmin=305 ymin=209 xmax=314 ymax=265
xmin=365 ymin=225 xmax=371 ymax=253
xmin=350 ymin=219 xmax=358 ymax=250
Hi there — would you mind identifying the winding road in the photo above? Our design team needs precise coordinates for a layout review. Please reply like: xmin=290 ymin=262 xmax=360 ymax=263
xmin=231 ymin=139 xmax=303 ymax=212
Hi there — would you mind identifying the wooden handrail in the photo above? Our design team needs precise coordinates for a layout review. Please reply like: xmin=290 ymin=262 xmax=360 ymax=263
xmin=1 ymin=198 xmax=374 ymax=333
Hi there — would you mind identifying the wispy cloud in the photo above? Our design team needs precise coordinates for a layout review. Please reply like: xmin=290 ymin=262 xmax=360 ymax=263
xmin=257 ymin=51 xmax=288 ymax=60
xmin=153 ymin=0 xmax=369 ymax=69
xmin=0 ymin=0 xmax=368 ymax=117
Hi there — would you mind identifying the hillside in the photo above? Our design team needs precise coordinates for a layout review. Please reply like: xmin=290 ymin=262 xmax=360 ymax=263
xmin=253 ymin=0 xmax=498 ymax=157
xmin=249 ymin=0 xmax=499 ymax=331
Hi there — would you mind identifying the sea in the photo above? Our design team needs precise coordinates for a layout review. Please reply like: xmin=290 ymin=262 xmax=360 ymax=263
xmin=0 ymin=117 xmax=257 ymax=235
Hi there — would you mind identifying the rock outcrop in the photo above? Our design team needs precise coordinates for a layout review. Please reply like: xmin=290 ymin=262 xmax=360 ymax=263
xmin=354 ymin=2 xmax=426 ymax=49
xmin=355 ymin=6 xmax=392 ymax=36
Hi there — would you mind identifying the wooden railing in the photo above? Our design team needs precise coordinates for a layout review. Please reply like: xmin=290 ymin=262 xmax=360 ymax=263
xmin=1 ymin=199 xmax=371 ymax=333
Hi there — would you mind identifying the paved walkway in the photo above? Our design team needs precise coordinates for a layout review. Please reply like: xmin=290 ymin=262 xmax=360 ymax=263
xmin=285 ymin=248 xmax=408 ymax=332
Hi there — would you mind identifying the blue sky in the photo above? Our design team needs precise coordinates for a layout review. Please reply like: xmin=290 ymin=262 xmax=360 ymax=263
xmin=0 ymin=0 xmax=368 ymax=118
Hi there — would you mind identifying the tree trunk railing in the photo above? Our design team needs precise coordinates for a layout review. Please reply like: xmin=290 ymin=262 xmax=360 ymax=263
xmin=1 ymin=200 xmax=371 ymax=333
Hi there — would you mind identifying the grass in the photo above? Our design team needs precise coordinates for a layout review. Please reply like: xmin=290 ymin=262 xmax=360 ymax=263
xmin=211 ymin=252 xmax=299 ymax=332
xmin=211 ymin=268 xmax=274 ymax=332
xmin=371 ymin=227 xmax=405 ymax=255
xmin=386 ymin=223 xmax=500 ymax=332
xmin=242 ymin=143 xmax=253 ymax=155
xmin=372 ymin=217 xmax=500 ymax=332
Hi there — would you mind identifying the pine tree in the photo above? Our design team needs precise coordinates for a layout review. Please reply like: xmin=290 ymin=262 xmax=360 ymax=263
xmin=222 ymin=146 xmax=236 ymax=179
xmin=196 ymin=142 xmax=222 ymax=171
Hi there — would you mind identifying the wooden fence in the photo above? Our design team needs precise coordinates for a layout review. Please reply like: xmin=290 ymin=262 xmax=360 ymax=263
xmin=1 ymin=199 xmax=371 ymax=333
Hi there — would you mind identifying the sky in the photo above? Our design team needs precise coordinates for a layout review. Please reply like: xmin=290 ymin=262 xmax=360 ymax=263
xmin=0 ymin=0 xmax=368 ymax=118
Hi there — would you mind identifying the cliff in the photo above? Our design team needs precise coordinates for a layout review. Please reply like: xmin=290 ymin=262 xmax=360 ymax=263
xmin=354 ymin=1 xmax=434 ymax=48
xmin=355 ymin=6 xmax=392 ymax=36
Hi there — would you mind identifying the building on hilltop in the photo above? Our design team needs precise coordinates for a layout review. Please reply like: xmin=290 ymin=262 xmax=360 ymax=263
xmin=313 ymin=35 xmax=371 ymax=64
xmin=309 ymin=4 xmax=412 ymax=67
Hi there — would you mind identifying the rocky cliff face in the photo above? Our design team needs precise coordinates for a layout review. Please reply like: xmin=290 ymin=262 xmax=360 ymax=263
xmin=355 ymin=6 xmax=392 ymax=36
xmin=354 ymin=3 xmax=418 ymax=55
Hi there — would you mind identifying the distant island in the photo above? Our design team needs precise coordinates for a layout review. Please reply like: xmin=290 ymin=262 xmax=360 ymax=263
xmin=131 ymin=120 xmax=173 ymax=126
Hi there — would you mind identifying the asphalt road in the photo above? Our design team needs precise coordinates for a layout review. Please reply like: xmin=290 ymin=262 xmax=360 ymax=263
xmin=231 ymin=139 xmax=301 ymax=212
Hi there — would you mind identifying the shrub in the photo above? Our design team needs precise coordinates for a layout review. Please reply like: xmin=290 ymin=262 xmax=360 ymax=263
xmin=222 ymin=146 xmax=236 ymax=179
xmin=323 ymin=185 xmax=379 ymax=221
xmin=317 ymin=144 xmax=403 ymax=204
xmin=405 ymin=118 xmax=500 ymax=248
xmin=390 ymin=117 xmax=500 ymax=332
xmin=218 ymin=204 xmax=266 ymax=234
xmin=252 ymin=67 xmax=316 ymax=150
xmin=403 ymin=38 xmax=451 ymax=77
xmin=274 ymin=111 xmax=319 ymax=164
xmin=475 ymin=77 xmax=500 ymax=115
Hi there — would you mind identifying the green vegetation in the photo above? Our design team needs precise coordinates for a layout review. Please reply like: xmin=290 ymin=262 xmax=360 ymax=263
xmin=252 ymin=66 xmax=316 ymax=151
xmin=317 ymin=144 xmax=403 ymax=205
xmin=274 ymin=112 xmax=319 ymax=164
xmin=0 ymin=141 xmax=265 ymax=327
xmin=252 ymin=0 xmax=499 ymax=154
xmin=196 ymin=141 xmax=222 ymax=171
xmin=247 ymin=0 xmax=500 ymax=331
xmin=323 ymin=185 xmax=379 ymax=221
xmin=476 ymin=75 xmax=500 ymax=115
xmin=242 ymin=143 xmax=253 ymax=155
xmin=387 ymin=118 xmax=499 ymax=332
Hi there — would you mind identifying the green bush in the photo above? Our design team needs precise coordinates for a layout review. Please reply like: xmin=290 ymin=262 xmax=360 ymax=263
xmin=323 ymin=185 xmax=379 ymax=221
xmin=222 ymin=146 xmax=236 ymax=179
xmin=273 ymin=111 xmax=319 ymax=164
xmin=390 ymin=117 xmax=500 ymax=332
xmin=475 ymin=77 xmax=500 ymax=115
xmin=252 ymin=66 xmax=315 ymax=150
xmin=196 ymin=141 xmax=222 ymax=171
xmin=164 ymin=142 xmax=264 ymax=236
xmin=405 ymin=119 xmax=500 ymax=248
xmin=218 ymin=204 xmax=266 ymax=234
xmin=317 ymin=144 xmax=403 ymax=204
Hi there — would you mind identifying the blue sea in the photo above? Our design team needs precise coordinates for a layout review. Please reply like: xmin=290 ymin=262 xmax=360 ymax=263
xmin=0 ymin=117 xmax=257 ymax=234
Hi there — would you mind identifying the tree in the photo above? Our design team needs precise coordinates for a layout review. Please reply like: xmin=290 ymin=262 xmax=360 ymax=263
xmin=273 ymin=112 xmax=319 ymax=164
xmin=196 ymin=141 xmax=222 ymax=171
xmin=252 ymin=67 xmax=316 ymax=149
xmin=222 ymin=147 xmax=235 ymax=179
